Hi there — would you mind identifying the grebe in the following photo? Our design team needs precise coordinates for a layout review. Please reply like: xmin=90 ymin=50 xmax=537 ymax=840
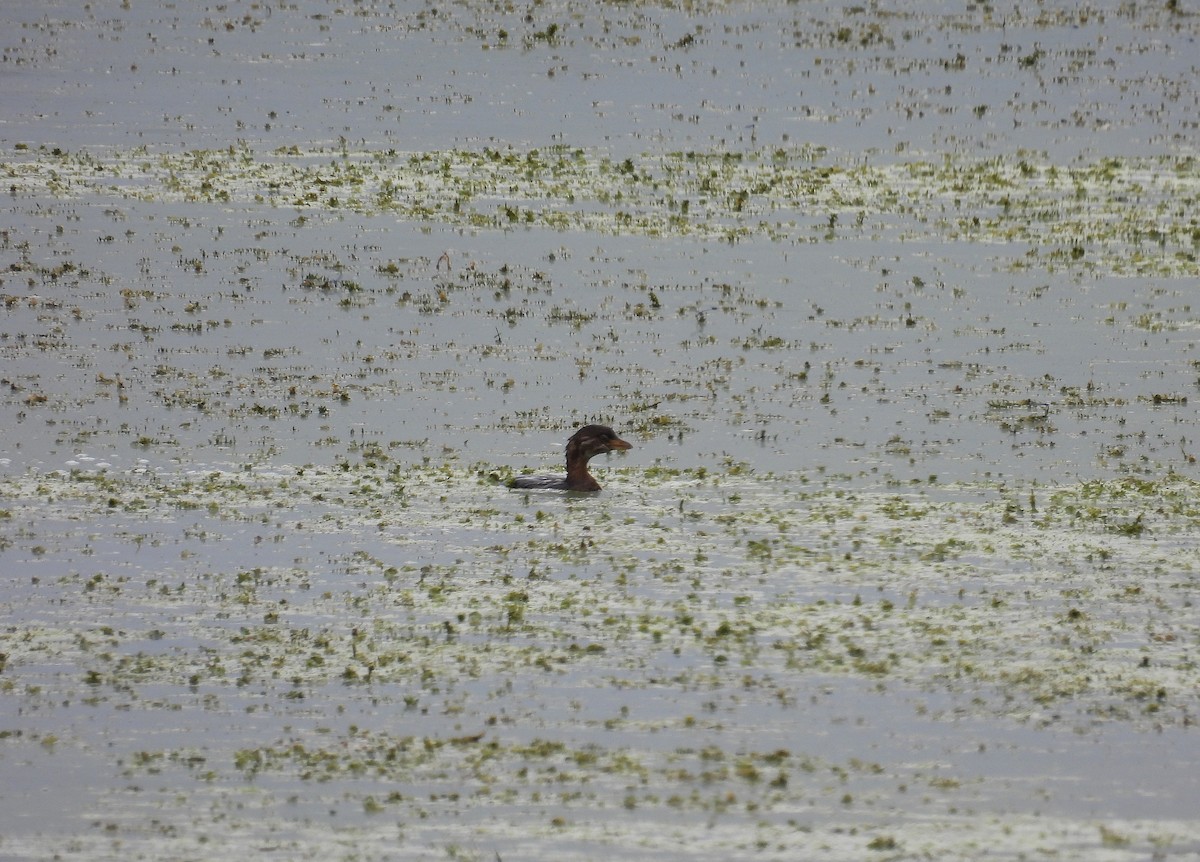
xmin=510 ymin=425 xmax=632 ymax=492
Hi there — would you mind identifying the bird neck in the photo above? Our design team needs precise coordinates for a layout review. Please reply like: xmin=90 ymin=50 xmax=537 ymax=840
xmin=564 ymin=442 xmax=601 ymax=491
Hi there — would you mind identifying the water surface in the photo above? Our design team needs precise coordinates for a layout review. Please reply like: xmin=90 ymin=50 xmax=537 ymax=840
xmin=2 ymin=2 xmax=1199 ymax=860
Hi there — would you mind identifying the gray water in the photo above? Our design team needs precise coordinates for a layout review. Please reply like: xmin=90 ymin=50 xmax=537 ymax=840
xmin=2 ymin=2 xmax=1199 ymax=860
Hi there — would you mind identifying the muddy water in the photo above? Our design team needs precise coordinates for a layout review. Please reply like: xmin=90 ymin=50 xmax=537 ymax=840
xmin=2 ymin=2 xmax=1199 ymax=861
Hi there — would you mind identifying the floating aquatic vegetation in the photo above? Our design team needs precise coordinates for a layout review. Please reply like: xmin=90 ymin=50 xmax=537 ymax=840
xmin=4 ymin=1 xmax=1199 ymax=858
xmin=5 ymin=144 xmax=1198 ymax=276
xmin=2 ymin=459 xmax=1198 ymax=859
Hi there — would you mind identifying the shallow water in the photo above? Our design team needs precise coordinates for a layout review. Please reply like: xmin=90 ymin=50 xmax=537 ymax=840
xmin=2 ymin=2 xmax=1199 ymax=860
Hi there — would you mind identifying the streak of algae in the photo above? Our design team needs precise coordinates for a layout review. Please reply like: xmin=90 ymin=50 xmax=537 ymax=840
xmin=5 ymin=144 xmax=1199 ymax=276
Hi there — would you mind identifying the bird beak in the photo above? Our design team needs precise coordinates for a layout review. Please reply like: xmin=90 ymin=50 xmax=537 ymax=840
xmin=609 ymin=437 xmax=632 ymax=451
